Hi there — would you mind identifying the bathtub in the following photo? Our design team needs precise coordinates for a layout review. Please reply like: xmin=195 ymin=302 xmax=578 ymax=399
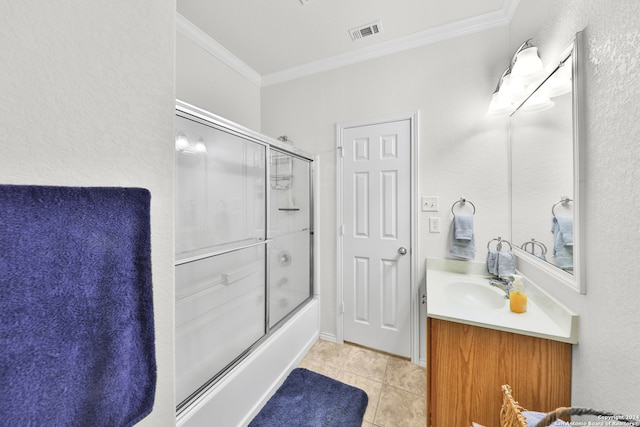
xmin=176 ymin=298 xmax=319 ymax=427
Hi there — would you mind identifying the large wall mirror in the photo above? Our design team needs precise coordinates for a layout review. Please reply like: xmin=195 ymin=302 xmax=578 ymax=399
xmin=510 ymin=31 xmax=586 ymax=294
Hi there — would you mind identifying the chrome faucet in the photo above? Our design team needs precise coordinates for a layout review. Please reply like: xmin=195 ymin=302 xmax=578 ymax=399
xmin=489 ymin=277 xmax=512 ymax=298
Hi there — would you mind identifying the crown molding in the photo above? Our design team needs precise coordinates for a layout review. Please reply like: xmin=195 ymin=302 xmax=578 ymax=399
xmin=502 ymin=0 xmax=521 ymax=21
xmin=176 ymin=0 xmax=520 ymax=88
xmin=262 ymin=0 xmax=520 ymax=86
xmin=176 ymin=13 xmax=262 ymax=86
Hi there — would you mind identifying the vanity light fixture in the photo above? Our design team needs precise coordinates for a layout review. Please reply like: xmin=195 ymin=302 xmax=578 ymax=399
xmin=487 ymin=70 xmax=514 ymax=116
xmin=520 ymin=91 xmax=555 ymax=113
xmin=487 ymin=39 xmax=549 ymax=116
xmin=509 ymin=40 xmax=545 ymax=84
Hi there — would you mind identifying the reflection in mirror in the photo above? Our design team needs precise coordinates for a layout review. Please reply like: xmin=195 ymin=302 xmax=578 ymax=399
xmin=509 ymin=32 xmax=585 ymax=294
xmin=511 ymin=64 xmax=573 ymax=270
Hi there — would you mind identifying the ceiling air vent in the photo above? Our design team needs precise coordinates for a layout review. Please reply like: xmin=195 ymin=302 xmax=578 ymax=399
xmin=349 ymin=20 xmax=382 ymax=42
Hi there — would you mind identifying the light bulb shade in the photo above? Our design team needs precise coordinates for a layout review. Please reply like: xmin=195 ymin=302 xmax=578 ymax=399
xmin=500 ymin=73 xmax=528 ymax=107
xmin=487 ymin=91 xmax=512 ymax=116
xmin=511 ymin=46 xmax=545 ymax=84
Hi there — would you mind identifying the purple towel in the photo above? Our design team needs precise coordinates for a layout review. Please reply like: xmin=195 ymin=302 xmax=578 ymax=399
xmin=0 ymin=185 xmax=156 ymax=427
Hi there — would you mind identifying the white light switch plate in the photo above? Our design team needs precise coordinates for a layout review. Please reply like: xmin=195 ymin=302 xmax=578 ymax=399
xmin=422 ymin=196 xmax=439 ymax=212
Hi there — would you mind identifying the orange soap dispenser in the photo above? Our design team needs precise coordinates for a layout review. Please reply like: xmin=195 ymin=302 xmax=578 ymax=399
xmin=510 ymin=275 xmax=527 ymax=314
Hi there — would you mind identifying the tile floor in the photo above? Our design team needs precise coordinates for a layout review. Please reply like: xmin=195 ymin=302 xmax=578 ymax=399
xmin=298 ymin=339 xmax=426 ymax=427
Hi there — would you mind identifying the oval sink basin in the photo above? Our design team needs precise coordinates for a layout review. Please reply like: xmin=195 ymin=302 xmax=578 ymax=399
xmin=445 ymin=282 xmax=506 ymax=310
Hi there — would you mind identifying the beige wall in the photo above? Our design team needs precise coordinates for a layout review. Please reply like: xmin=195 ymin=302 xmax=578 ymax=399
xmin=0 ymin=2 xmax=175 ymax=425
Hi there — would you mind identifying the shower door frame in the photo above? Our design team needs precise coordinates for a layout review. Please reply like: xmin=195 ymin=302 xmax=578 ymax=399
xmin=175 ymin=100 xmax=315 ymax=415
xmin=266 ymin=146 xmax=315 ymax=330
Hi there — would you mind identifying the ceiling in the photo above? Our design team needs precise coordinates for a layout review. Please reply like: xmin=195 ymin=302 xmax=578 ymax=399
xmin=177 ymin=0 xmax=518 ymax=85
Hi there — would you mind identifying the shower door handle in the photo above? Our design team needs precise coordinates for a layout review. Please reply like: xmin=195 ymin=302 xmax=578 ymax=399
xmin=175 ymin=239 xmax=274 ymax=266
xmin=398 ymin=247 xmax=407 ymax=256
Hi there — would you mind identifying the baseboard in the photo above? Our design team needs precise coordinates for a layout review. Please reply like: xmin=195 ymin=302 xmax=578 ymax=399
xmin=319 ymin=331 xmax=338 ymax=343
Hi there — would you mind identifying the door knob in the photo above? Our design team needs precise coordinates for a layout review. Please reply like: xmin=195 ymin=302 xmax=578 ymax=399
xmin=398 ymin=247 xmax=408 ymax=255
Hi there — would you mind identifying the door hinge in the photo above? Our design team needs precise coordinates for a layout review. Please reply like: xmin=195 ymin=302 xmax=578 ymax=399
xmin=337 ymin=146 xmax=344 ymax=158
xmin=339 ymin=224 xmax=345 ymax=236
xmin=340 ymin=301 xmax=345 ymax=314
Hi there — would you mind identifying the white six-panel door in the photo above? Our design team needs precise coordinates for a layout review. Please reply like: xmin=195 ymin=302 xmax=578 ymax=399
xmin=341 ymin=119 xmax=411 ymax=357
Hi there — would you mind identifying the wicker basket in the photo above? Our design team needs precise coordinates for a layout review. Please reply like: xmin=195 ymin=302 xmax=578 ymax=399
xmin=500 ymin=384 xmax=640 ymax=427
xmin=500 ymin=384 xmax=528 ymax=427
xmin=534 ymin=407 xmax=640 ymax=427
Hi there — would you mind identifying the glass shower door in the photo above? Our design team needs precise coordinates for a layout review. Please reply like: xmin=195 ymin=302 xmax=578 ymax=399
xmin=175 ymin=114 xmax=267 ymax=406
xmin=268 ymin=149 xmax=313 ymax=328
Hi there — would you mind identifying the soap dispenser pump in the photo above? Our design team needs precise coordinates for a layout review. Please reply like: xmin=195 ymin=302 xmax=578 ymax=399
xmin=510 ymin=275 xmax=527 ymax=314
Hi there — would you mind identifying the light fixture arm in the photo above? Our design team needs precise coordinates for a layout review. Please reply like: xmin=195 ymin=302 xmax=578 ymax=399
xmin=492 ymin=39 xmax=535 ymax=94
xmin=493 ymin=69 xmax=510 ymax=94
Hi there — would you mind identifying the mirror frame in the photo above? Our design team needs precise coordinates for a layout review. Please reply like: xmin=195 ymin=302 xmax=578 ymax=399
xmin=510 ymin=31 xmax=586 ymax=294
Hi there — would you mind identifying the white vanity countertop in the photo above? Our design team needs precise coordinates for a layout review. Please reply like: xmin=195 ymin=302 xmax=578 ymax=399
xmin=426 ymin=260 xmax=579 ymax=344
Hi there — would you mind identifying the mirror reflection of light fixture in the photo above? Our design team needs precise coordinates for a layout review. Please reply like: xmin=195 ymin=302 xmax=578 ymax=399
xmin=193 ymin=138 xmax=207 ymax=154
xmin=175 ymin=131 xmax=189 ymax=151
xmin=175 ymin=131 xmax=208 ymax=154
xmin=487 ymin=39 xmax=547 ymax=117
xmin=520 ymin=91 xmax=555 ymax=113
xmin=544 ymin=61 xmax=572 ymax=98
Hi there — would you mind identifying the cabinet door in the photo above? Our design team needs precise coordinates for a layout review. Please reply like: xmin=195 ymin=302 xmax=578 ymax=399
xmin=429 ymin=319 xmax=571 ymax=427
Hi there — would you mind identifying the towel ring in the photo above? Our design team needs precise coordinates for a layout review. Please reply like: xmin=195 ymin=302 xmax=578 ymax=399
xmin=520 ymin=238 xmax=547 ymax=256
xmin=551 ymin=197 xmax=573 ymax=216
xmin=487 ymin=237 xmax=512 ymax=252
xmin=451 ymin=198 xmax=476 ymax=215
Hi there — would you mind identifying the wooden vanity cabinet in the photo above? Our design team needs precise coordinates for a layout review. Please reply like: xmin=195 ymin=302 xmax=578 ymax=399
xmin=427 ymin=318 xmax=571 ymax=427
